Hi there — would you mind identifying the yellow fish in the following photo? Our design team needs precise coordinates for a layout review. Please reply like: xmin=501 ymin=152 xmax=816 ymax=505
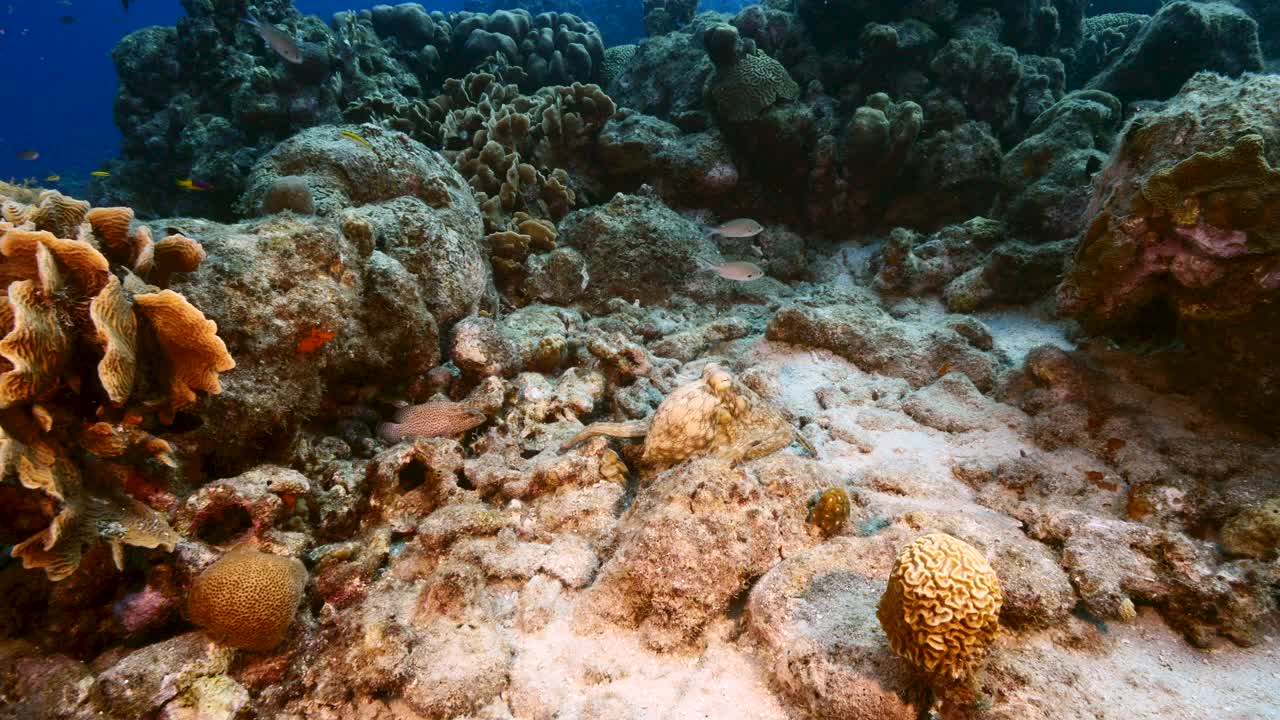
xmin=339 ymin=130 xmax=372 ymax=149
xmin=90 ymin=170 xmax=111 ymax=177
xmin=176 ymin=178 xmax=214 ymax=191
xmin=45 ymin=174 xmax=61 ymax=182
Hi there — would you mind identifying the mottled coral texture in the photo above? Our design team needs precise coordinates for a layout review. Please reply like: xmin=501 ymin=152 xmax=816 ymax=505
xmin=187 ymin=547 xmax=308 ymax=651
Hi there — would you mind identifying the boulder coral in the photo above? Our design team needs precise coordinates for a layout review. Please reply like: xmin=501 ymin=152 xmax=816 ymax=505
xmin=1085 ymin=1 xmax=1263 ymax=103
xmin=187 ymin=545 xmax=308 ymax=651
xmin=239 ymin=123 xmax=489 ymax=324
xmin=0 ymin=193 xmax=232 ymax=581
xmin=1058 ymin=72 xmax=1280 ymax=430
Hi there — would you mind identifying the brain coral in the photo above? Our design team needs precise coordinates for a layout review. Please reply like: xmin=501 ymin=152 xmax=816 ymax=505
xmin=708 ymin=49 xmax=799 ymax=124
xmin=188 ymin=546 xmax=308 ymax=651
xmin=562 ymin=363 xmax=809 ymax=471
xmin=876 ymin=533 xmax=1002 ymax=682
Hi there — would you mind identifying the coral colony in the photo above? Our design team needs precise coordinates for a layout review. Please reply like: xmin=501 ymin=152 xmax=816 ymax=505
xmin=1 ymin=1 xmax=1279 ymax=719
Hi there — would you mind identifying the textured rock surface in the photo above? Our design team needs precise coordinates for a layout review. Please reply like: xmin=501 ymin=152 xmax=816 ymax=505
xmin=583 ymin=455 xmax=826 ymax=650
xmin=766 ymin=301 xmax=1006 ymax=392
xmin=559 ymin=193 xmax=719 ymax=304
xmin=746 ymin=538 xmax=924 ymax=720
xmin=1086 ymin=1 xmax=1263 ymax=102
xmin=1058 ymin=72 xmax=1280 ymax=430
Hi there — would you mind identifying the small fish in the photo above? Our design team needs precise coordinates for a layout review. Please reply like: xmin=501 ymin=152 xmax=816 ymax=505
xmin=15 ymin=150 xmax=38 ymax=161
xmin=44 ymin=174 xmax=60 ymax=182
xmin=1105 ymin=437 xmax=1126 ymax=453
xmin=90 ymin=170 xmax=110 ymax=177
xmin=707 ymin=217 xmax=763 ymax=238
xmin=937 ymin=361 xmax=954 ymax=377
xmin=176 ymin=178 xmax=214 ymax=191
xmin=697 ymin=257 xmax=765 ymax=281
xmin=59 ymin=15 xmax=75 ymax=24
xmin=245 ymin=11 xmax=303 ymax=64
xmin=339 ymin=130 xmax=371 ymax=148
xmin=378 ymin=401 xmax=487 ymax=443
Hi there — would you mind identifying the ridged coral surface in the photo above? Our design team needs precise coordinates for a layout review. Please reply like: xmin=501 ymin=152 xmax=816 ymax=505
xmin=188 ymin=547 xmax=308 ymax=651
xmin=709 ymin=50 xmax=799 ymax=123
xmin=877 ymin=533 xmax=1003 ymax=681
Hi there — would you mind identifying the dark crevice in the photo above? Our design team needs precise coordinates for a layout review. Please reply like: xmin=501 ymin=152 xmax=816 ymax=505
xmin=195 ymin=504 xmax=253 ymax=545
xmin=397 ymin=458 xmax=429 ymax=493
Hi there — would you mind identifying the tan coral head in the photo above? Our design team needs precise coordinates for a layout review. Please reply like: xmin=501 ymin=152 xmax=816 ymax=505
xmin=877 ymin=532 xmax=1002 ymax=682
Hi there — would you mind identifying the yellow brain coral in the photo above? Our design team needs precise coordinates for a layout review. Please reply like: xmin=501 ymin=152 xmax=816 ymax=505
xmin=877 ymin=533 xmax=1003 ymax=681
xmin=188 ymin=547 xmax=308 ymax=651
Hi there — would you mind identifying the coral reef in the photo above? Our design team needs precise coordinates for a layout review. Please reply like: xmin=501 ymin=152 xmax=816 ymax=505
xmin=103 ymin=1 xmax=605 ymax=218
xmin=9 ymin=0 xmax=1280 ymax=717
xmin=422 ymin=72 xmax=616 ymax=297
xmin=1058 ymin=72 xmax=1280 ymax=429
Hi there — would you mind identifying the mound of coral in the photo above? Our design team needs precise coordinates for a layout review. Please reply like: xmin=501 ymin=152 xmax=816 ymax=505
xmin=103 ymin=1 xmax=606 ymax=219
xmin=1059 ymin=71 xmax=1280 ymax=430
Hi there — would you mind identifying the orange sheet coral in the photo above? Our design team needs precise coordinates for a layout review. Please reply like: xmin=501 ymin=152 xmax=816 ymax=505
xmin=0 ymin=193 xmax=235 ymax=580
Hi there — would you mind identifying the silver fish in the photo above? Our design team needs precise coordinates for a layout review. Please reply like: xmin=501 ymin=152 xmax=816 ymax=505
xmin=698 ymin=257 xmax=765 ymax=281
xmin=708 ymin=218 xmax=763 ymax=238
xmin=245 ymin=11 xmax=303 ymax=64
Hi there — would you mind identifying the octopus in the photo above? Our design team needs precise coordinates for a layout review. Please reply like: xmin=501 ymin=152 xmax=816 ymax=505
xmin=560 ymin=363 xmax=812 ymax=469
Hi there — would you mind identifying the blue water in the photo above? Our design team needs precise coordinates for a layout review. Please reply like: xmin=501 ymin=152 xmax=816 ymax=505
xmin=0 ymin=0 xmax=478 ymax=186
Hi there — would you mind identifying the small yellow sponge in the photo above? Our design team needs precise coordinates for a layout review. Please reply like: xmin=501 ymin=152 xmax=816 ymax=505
xmin=188 ymin=547 xmax=308 ymax=652
xmin=877 ymin=533 xmax=1002 ymax=681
